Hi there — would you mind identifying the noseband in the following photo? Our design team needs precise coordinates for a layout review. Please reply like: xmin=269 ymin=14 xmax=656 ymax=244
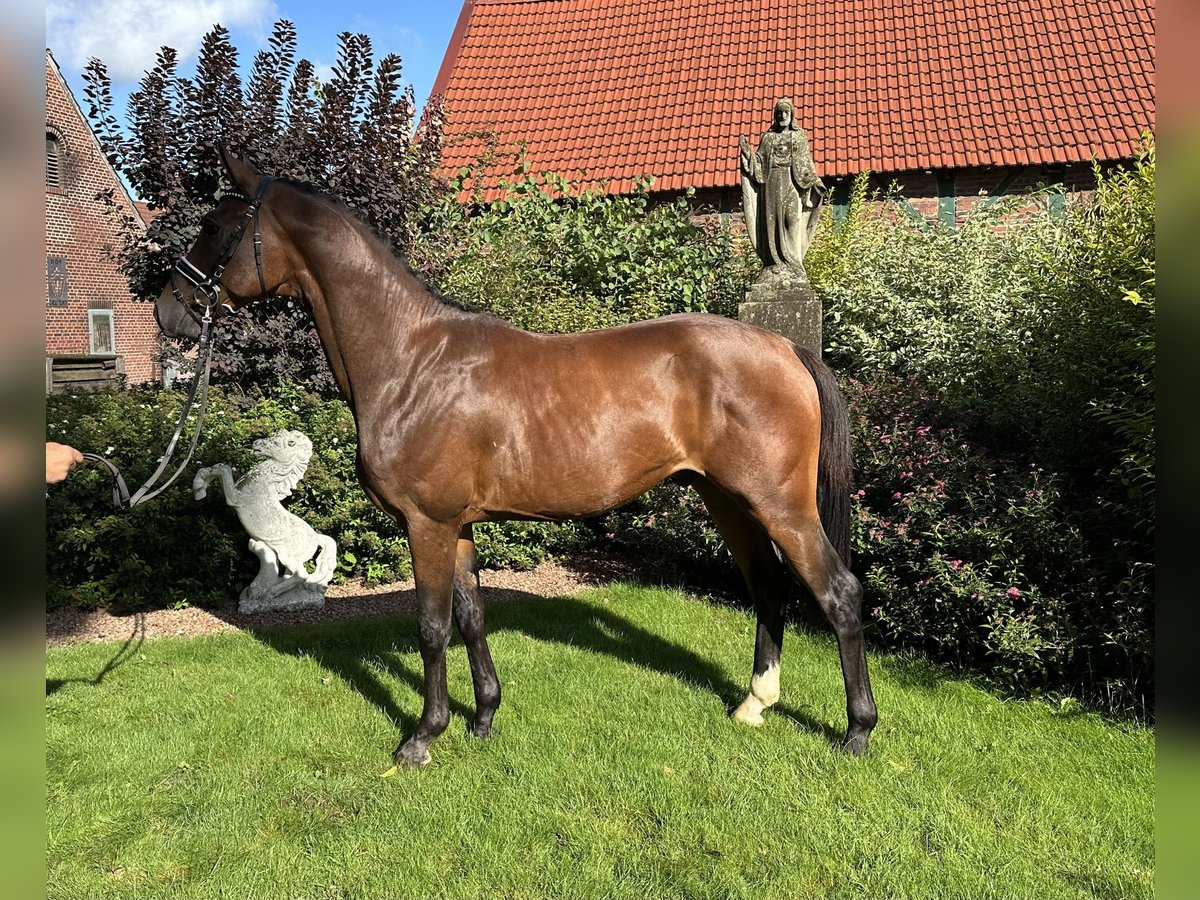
xmin=85 ymin=176 xmax=276 ymax=509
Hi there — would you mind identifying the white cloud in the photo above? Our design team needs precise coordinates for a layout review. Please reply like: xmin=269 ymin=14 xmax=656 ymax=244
xmin=47 ymin=0 xmax=278 ymax=84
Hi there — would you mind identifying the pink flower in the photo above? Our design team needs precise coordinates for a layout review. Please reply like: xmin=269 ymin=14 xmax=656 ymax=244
xmin=892 ymin=491 xmax=903 ymax=500
xmin=949 ymin=559 xmax=962 ymax=570
xmin=1006 ymin=587 xmax=1021 ymax=599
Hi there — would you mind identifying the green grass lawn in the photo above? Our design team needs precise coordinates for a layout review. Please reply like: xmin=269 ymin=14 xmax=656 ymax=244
xmin=47 ymin=584 xmax=1153 ymax=900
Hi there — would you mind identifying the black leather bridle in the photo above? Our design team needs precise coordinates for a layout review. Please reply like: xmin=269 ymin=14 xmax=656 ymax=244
xmin=85 ymin=176 xmax=275 ymax=509
xmin=167 ymin=175 xmax=274 ymax=327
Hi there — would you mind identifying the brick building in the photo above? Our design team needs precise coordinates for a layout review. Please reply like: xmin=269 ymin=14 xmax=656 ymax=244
xmin=45 ymin=48 xmax=159 ymax=391
xmin=431 ymin=0 xmax=1155 ymax=223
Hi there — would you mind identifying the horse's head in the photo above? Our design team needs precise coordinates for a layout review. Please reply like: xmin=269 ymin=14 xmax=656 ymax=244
xmin=155 ymin=146 xmax=294 ymax=340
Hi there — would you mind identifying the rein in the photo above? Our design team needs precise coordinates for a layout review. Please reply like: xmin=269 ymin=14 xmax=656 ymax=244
xmin=84 ymin=176 xmax=274 ymax=510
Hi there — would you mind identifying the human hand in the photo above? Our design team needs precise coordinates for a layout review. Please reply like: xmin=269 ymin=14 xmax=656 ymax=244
xmin=46 ymin=442 xmax=83 ymax=483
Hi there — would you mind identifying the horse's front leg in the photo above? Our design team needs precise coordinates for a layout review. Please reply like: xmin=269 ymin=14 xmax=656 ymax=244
xmin=393 ymin=516 xmax=460 ymax=768
xmin=244 ymin=538 xmax=280 ymax=598
xmin=193 ymin=463 xmax=236 ymax=501
xmin=192 ymin=467 xmax=214 ymax=500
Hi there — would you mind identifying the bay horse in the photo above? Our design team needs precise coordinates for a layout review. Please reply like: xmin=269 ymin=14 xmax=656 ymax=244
xmin=156 ymin=147 xmax=877 ymax=767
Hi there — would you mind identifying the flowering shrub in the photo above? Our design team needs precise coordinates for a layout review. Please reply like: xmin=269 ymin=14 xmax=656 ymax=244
xmin=846 ymin=374 xmax=1151 ymax=712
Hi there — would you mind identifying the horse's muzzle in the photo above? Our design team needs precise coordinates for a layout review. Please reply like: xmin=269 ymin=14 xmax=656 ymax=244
xmin=154 ymin=291 xmax=203 ymax=341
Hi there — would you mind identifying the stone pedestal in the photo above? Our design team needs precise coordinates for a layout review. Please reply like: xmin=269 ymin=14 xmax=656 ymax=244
xmin=738 ymin=267 xmax=822 ymax=354
xmin=239 ymin=579 xmax=328 ymax=615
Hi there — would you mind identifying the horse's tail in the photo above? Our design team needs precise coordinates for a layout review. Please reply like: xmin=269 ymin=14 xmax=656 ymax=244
xmin=793 ymin=345 xmax=854 ymax=567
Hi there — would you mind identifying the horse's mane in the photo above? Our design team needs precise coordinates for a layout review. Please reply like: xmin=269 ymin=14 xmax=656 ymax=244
xmin=274 ymin=177 xmax=489 ymax=319
xmin=237 ymin=432 xmax=312 ymax=501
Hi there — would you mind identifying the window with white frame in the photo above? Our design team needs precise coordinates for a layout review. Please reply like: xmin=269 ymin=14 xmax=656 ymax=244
xmin=88 ymin=308 xmax=115 ymax=355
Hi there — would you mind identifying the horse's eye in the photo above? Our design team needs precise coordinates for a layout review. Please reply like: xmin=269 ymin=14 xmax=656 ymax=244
xmin=201 ymin=220 xmax=218 ymax=236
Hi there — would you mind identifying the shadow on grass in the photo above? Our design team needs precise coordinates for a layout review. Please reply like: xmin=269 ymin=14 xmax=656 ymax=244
xmin=245 ymin=591 xmax=845 ymax=747
xmin=45 ymin=614 xmax=146 ymax=696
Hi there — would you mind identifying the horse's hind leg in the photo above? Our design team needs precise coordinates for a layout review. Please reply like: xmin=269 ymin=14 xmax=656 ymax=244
xmin=452 ymin=524 xmax=501 ymax=738
xmin=762 ymin=515 xmax=877 ymax=755
xmin=692 ymin=479 xmax=791 ymax=727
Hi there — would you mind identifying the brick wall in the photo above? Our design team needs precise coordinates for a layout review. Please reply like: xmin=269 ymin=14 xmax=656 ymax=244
xmin=45 ymin=50 xmax=159 ymax=385
xmin=854 ymin=163 xmax=1105 ymax=227
xmin=688 ymin=162 xmax=1108 ymax=229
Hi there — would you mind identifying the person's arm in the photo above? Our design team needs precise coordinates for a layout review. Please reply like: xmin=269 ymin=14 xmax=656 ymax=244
xmin=46 ymin=442 xmax=83 ymax=483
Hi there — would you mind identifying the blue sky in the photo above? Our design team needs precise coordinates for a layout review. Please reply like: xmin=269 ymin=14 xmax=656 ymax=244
xmin=46 ymin=1 xmax=464 ymax=124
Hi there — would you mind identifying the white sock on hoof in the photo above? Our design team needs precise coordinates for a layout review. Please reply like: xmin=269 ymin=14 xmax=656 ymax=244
xmin=731 ymin=663 xmax=779 ymax=727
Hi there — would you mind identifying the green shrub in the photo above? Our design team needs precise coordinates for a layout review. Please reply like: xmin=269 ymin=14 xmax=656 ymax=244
xmin=411 ymin=165 xmax=757 ymax=332
xmin=46 ymin=386 xmax=411 ymax=610
xmin=598 ymin=482 xmax=734 ymax=587
xmin=845 ymin=373 xmax=1151 ymax=713
xmin=815 ymin=146 xmax=1154 ymax=519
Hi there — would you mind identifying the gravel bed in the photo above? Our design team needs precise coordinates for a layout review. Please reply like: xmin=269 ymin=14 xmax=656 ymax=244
xmin=46 ymin=553 xmax=654 ymax=649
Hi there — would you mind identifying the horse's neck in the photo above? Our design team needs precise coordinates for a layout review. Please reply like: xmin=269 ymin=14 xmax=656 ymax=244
xmin=295 ymin=216 xmax=444 ymax=404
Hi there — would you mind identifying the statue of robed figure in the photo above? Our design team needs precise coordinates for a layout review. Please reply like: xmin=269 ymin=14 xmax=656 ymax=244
xmin=740 ymin=98 xmax=827 ymax=278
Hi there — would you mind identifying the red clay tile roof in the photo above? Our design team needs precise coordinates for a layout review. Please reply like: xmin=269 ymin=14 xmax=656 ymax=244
xmin=134 ymin=201 xmax=164 ymax=225
xmin=432 ymin=0 xmax=1155 ymax=199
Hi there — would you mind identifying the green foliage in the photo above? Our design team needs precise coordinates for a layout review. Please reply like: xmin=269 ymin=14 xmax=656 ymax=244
xmin=598 ymin=482 xmax=733 ymax=586
xmin=46 ymin=386 xmax=412 ymax=610
xmin=471 ymin=520 xmax=588 ymax=571
xmin=411 ymin=163 xmax=757 ymax=331
xmin=84 ymin=20 xmax=445 ymax=397
xmin=845 ymin=375 xmax=1151 ymax=713
xmin=815 ymin=145 xmax=1154 ymax=504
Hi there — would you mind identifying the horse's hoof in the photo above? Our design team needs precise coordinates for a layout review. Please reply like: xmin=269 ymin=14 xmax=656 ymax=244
xmin=731 ymin=699 xmax=765 ymax=727
xmin=842 ymin=732 xmax=871 ymax=757
xmin=469 ymin=721 xmax=495 ymax=740
xmin=392 ymin=742 xmax=432 ymax=768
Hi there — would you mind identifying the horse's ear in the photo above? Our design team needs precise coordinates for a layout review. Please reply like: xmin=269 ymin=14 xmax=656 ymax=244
xmin=218 ymin=144 xmax=261 ymax=196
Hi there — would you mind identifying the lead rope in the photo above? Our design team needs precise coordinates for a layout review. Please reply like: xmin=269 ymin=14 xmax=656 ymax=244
xmin=81 ymin=309 xmax=216 ymax=509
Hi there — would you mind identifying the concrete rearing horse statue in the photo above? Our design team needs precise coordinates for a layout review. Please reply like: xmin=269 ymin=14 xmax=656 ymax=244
xmin=156 ymin=147 xmax=877 ymax=768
